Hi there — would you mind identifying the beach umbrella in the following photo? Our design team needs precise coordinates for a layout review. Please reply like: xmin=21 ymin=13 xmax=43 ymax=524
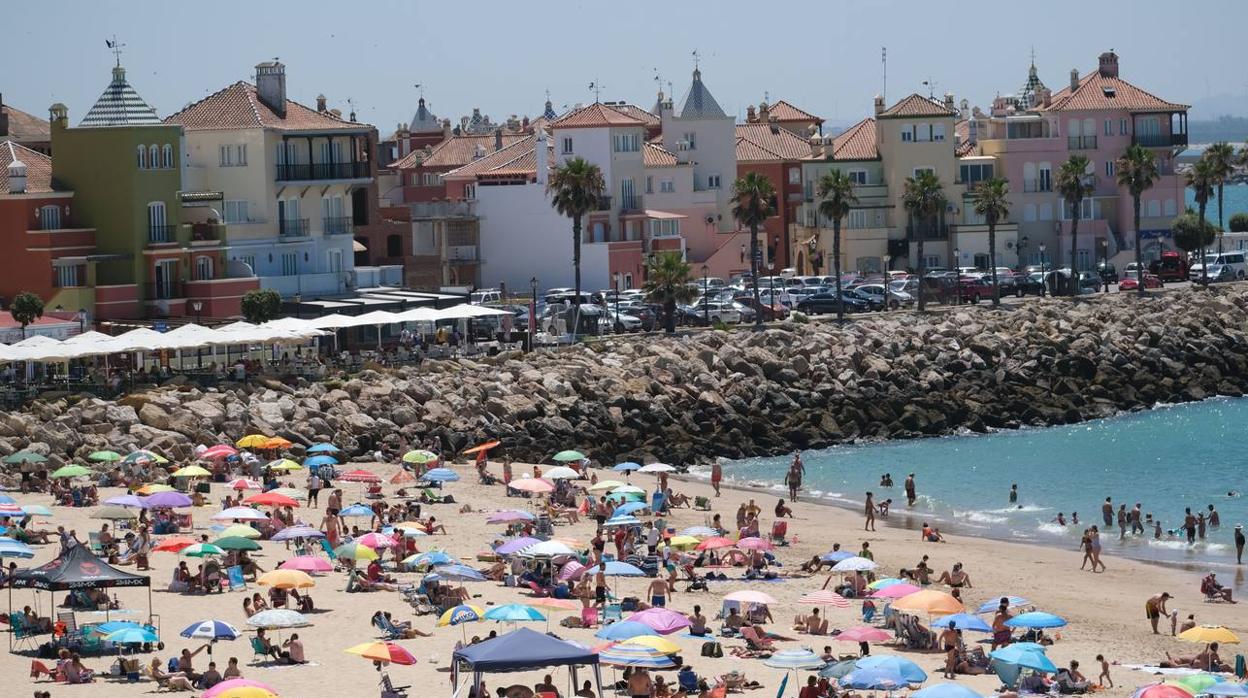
xmin=306 ymin=443 xmax=340 ymax=454
xmin=841 ymin=668 xmax=908 ymax=690
xmin=153 ymin=536 xmax=197 ymax=553
xmin=202 ymin=444 xmax=238 ymax=459
xmin=856 ymin=655 xmax=929 ymax=683
xmin=268 ymin=459 xmax=303 ymax=472
xmin=595 ymin=620 xmax=655 ymax=641
xmin=228 ymin=478 xmax=263 ymax=491
xmin=486 ymin=510 xmax=535 ymax=525
xmin=989 ymin=644 xmax=1057 ymax=673
xmin=870 ymin=583 xmax=924 ymax=599
xmin=798 ymin=590 xmax=851 ymax=608
xmin=123 ymin=450 xmax=167 ymax=464
xmin=143 ymin=491 xmax=193 ymax=508
xmin=339 ymin=503 xmax=376 ymax=518
xmin=438 ymin=604 xmax=485 ymax=628
xmin=599 ymin=643 xmax=677 ymax=669
xmin=602 ymin=515 xmax=641 ymax=527
xmin=520 ymin=540 xmax=577 ymax=557
xmin=483 ymin=604 xmax=547 ymax=623
xmin=105 ymin=626 xmax=160 ymax=644
xmin=612 ymin=462 xmax=641 ymax=473
xmin=203 ymin=678 xmax=279 ymax=698
xmin=892 ymin=590 xmax=965 ymax=617
xmin=402 ymin=449 xmax=439 ymax=464
xmin=610 ymin=501 xmax=649 ymax=518
xmin=390 ymin=470 xmax=417 ymax=485
xmin=584 ymin=561 xmax=645 ymax=577
xmin=269 ymin=487 xmax=305 ymax=500
xmin=1205 ymin=684 xmax=1248 ymax=697
xmin=819 ymin=659 xmax=860 ymax=679
xmin=1132 ymin=685 xmax=1195 ymax=698
xmin=103 ymin=494 xmax=145 ymax=508
xmin=280 ymin=556 xmax=333 ymax=574
xmin=4 ymin=451 xmax=47 ymax=464
xmin=356 ymin=532 xmax=400 ymax=549
xmin=638 ymin=463 xmax=676 ymax=473
xmin=182 ymin=543 xmax=224 ymax=557
xmin=558 ymin=561 xmax=586 ymax=582
xmin=912 ymin=684 xmax=986 ymax=698
xmin=462 ymin=440 xmax=500 ymax=456
xmin=0 ymin=503 xmax=24 ymax=518
xmin=218 ymin=524 xmax=262 ymax=539
xmin=262 ymin=437 xmax=292 ymax=450
xmin=835 ymin=626 xmax=892 ymax=643
xmin=867 ymin=577 xmax=905 ymax=590
xmin=628 ymin=607 xmax=691 ymax=635
xmin=427 ymin=564 xmax=486 ymax=582
xmin=975 ymin=596 xmax=1031 ymax=614
xmin=611 ymin=485 xmax=646 ymax=495
xmin=764 ymin=647 xmax=826 ymax=670
xmin=0 ymin=536 xmax=35 ymax=558
xmin=303 ymin=455 xmax=339 ymax=468
xmin=695 ymin=536 xmax=736 ymax=551
xmin=494 ymin=537 xmax=541 ymax=555
xmin=92 ymin=620 xmax=144 ymax=635
xmin=0 ymin=495 xmax=13 ymax=504
xmin=665 ymin=535 xmax=700 ymax=550
xmin=136 ymin=483 xmax=175 ymax=495
xmin=245 ymin=611 xmax=309 ymax=634
xmin=257 ymin=569 xmax=316 ymax=589
xmin=214 ymin=536 xmax=262 ymax=552
xmin=931 ymin=613 xmax=993 ymax=633
xmin=236 ymin=435 xmax=270 ymax=448
xmin=736 ymin=536 xmax=774 ymax=551
xmin=508 ymin=477 xmax=555 ymax=494
xmin=339 ymin=469 xmax=381 ymax=483
xmin=831 ymin=556 xmax=878 ymax=572
xmin=181 ymin=619 xmax=242 ymax=641
xmin=678 ymin=526 xmax=718 ymax=538
xmin=20 ymin=504 xmax=51 ymax=517
xmin=344 ymin=641 xmax=418 ymax=665
xmin=87 ymin=450 xmax=122 ymax=462
xmin=589 ymin=480 xmax=627 ymax=491
xmin=819 ymin=546 xmax=851 ymax=562
xmin=725 ymin=590 xmax=777 ymax=606
xmin=213 ymin=506 xmax=268 ymax=521
xmin=527 ymin=598 xmax=581 ymax=612
xmin=172 ymin=465 xmax=212 ymax=478
xmin=93 ymin=506 xmax=139 ymax=521
xmin=543 ymin=466 xmax=580 ymax=480
xmin=49 ymin=464 xmax=90 ymax=478
xmin=619 ymin=635 xmax=681 ymax=655
xmin=404 ymin=550 xmax=454 ymax=567
xmin=1004 ymin=611 xmax=1068 ymax=629
xmin=1179 ymin=625 xmax=1241 ymax=645
xmin=420 ymin=467 xmax=460 ymax=483
xmin=245 ymin=492 xmax=300 ymax=508
xmin=386 ymin=522 xmax=428 ymax=537
xmin=1170 ymin=675 xmax=1225 ymax=694
xmin=552 ymin=450 xmax=586 ymax=462
xmin=336 ymin=542 xmax=379 ymax=562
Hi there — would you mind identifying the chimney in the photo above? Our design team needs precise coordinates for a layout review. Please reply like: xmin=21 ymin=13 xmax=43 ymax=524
xmin=1038 ymin=87 xmax=1052 ymax=107
xmin=7 ymin=148 xmax=27 ymax=194
xmin=1098 ymin=51 xmax=1119 ymax=78
xmin=255 ymin=61 xmax=287 ymax=118
xmin=494 ymin=128 xmax=503 ymax=151
xmin=746 ymin=105 xmax=756 ymax=122
xmin=1070 ymin=69 xmax=1079 ymax=92
xmin=768 ymin=114 xmax=779 ymax=134
xmin=535 ymin=130 xmax=548 ymax=186
xmin=943 ymin=92 xmax=955 ymax=112
xmin=873 ymin=94 xmax=885 ymax=116
xmin=316 ymin=94 xmax=327 ymax=113
xmin=758 ymin=101 xmax=770 ymax=122
xmin=442 ymin=118 xmax=452 ymax=140
xmin=0 ymin=94 xmax=7 ymax=138
xmin=48 ymin=103 xmax=68 ymax=129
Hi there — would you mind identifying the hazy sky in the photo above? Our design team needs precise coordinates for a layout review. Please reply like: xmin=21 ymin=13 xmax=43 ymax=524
xmin=7 ymin=0 xmax=1247 ymax=133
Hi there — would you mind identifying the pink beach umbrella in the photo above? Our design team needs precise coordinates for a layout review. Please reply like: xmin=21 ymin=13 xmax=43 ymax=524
xmin=486 ymin=510 xmax=536 ymax=524
xmin=508 ymin=477 xmax=555 ymax=494
xmin=735 ymin=536 xmax=774 ymax=551
xmin=279 ymin=556 xmax=334 ymax=574
xmin=202 ymin=678 xmax=277 ymax=698
xmin=836 ymin=626 xmax=892 ymax=643
xmin=869 ymin=583 xmax=923 ymax=599
xmin=798 ymin=590 xmax=852 ymax=608
xmin=355 ymin=532 xmax=400 ymax=549
xmin=558 ymin=560 xmax=586 ymax=582
xmin=695 ymin=536 xmax=736 ymax=551
xmin=494 ymin=537 xmax=541 ymax=556
xmin=628 ymin=607 xmax=692 ymax=635
xmin=228 ymin=478 xmax=263 ymax=491
xmin=724 ymin=590 xmax=778 ymax=606
xmin=200 ymin=445 xmax=238 ymax=460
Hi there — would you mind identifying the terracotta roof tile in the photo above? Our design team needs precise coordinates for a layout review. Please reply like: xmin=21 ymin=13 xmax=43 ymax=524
xmin=955 ymin=140 xmax=978 ymax=157
xmin=443 ymin=136 xmax=544 ymax=179
xmin=391 ymin=134 xmax=527 ymax=170
xmin=879 ymin=93 xmax=957 ymax=118
xmin=643 ymin=142 xmax=679 ymax=167
xmin=734 ymin=124 xmax=814 ymax=161
xmin=551 ymin=102 xmax=645 ymax=129
xmin=1 ymin=104 xmax=50 ymax=143
xmin=164 ymin=82 xmax=371 ymax=131
xmin=1041 ymin=71 xmax=1187 ymax=113
xmin=0 ymin=141 xmax=54 ymax=194
xmin=768 ymin=100 xmax=823 ymax=124
xmin=607 ymin=103 xmax=660 ymax=127
xmin=827 ymin=118 xmax=878 ymax=161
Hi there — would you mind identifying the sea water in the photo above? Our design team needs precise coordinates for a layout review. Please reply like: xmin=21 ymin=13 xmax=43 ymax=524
xmin=697 ymin=397 xmax=1248 ymax=572
xmin=1187 ymin=182 xmax=1248 ymax=223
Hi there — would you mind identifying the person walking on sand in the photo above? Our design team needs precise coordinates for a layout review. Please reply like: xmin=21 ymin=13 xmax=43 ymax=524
xmin=904 ymin=474 xmax=917 ymax=507
xmin=1102 ymin=497 xmax=1114 ymax=529
xmin=1089 ymin=526 xmax=1106 ymax=572
xmin=1235 ymin=525 xmax=1245 ymax=565
xmin=1079 ymin=529 xmax=1093 ymax=571
xmin=785 ymin=465 xmax=801 ymax=502
xmin=711 ymin=461 xmax=722 ymax=497
xmin=864 ymin=492 xmax=876 ymax=532
xmin=1145 ymin=592 xmax=1171 ymax=634
xmin=1096 ymin=654 xmax=1113 ymax=688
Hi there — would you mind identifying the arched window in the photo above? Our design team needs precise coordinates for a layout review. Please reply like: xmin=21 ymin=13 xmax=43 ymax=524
xmin=137 ymin=145 xmax=147 ymax=169
xmin=386 ymin=234 xmax=402 ymax=257
xmin=161 ymin=144 xmax=173 ymax=169
xmin=148 ymin=145 xmax=159 ymax=170
xmin=194 ymin=255 xmax=213 ymax=280
xmin=147 ymin=202 xmax=168 ymax=242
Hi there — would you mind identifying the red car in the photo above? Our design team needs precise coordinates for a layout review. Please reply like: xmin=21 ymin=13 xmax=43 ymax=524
xmin=1119 ymin=271 xmax=1162 ymax=291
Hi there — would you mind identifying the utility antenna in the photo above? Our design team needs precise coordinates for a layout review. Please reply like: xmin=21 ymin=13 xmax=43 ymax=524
xmin=105 ymin=35 xmax=126 ymax=67
xmin=692 ymin=49 xmax=700 ymax=70
xmin=764 ymin=90 xmax=770 ymax=103
xmin=881 ymin=47 xmax=888 ymax=103
xmin=923 ymin=77 xmax=938 ymax=99
xmin=588 ymin=81 xmax=603 ymax=102
xmin=414 ymin=83 xmax=424 ymax=99
xmin=545 ymin=88 xmax=551 ymax=102
xmin=1029 ymin=45 xmax=1036 ymax=67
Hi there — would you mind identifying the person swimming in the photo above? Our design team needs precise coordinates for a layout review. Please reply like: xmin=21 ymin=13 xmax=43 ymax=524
xmin=1054 ymin=513 xmax=1067 ymax=526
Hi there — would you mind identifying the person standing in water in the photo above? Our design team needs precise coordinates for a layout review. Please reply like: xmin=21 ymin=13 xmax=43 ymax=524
xmin=1118 ymin=505 xmax=1128 ymax=540
xmin=1131 ymin=504 xmax=1144 ymax=535
xmin=1235 ymin=525 xmax=1245 ymax=565
xmin=904 ymin=474 xmax=917 ymax=507
xmin=1208 ymin=504 xmax=1220 ymax=528
xmin=864 ymin=492 xmax=876 ymax=532
xmin=710 ymin=460 xmax=722 ymax=497
xmin=1183 ymin=509 xmax=1197 ymax=544
xmin=1009 ymin=484 xmax=1018 ymax=504
xmin=1102 ymin=497 xmax=1114 ymax=529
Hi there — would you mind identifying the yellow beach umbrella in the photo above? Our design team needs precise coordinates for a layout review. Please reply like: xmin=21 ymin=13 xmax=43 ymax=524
xmin=257 ymin=569 xmax=316 ymax=589
xmin=136 ymin=483 xmax=175 ymax=495
xmin=219 ymin=524 xmax=262 ymax=540
xmin=588 ymin=480 xmax=626 ymax=492
xmin=665 ymin=535 xmax=700 ymax=549
xmin=172 ymin=465 xmax=212 ymax=478
xmin=621 ymin=635 xmax=681 ymax=654
xmin=236 ymin=434 xmax=270 ymax=448
xmin=211 ymin=688 xmax=278 ymax=698
xmin=891 ymin=589 xmax=965 ymax=617
xmin=1179 ymin=625 xmax=1240 ymax=645
xmin=268 ymin=459 xmax=303 ymax=472
xmin=437 ymin=604 xmax=485 ymax=628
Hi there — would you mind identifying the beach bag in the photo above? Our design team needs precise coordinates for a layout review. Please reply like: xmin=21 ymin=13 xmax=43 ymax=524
xmin=701 ymin=641 xmax=723 ymax=658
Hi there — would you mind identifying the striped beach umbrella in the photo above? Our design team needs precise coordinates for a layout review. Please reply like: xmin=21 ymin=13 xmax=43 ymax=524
xmin=763 ymin=647 xmax=826 ymax=669
xmin=0 ymin=536 xmax=35 ymax=558
xmin=598 ymin=643 xmax=677 ymax=668
xmin=181 ymin=619 xmax=242 ymax=641
xmin=798 ymin=590 xmax=851 ymax=608
xmin=345 ymin=641 xmax=417 ymax=666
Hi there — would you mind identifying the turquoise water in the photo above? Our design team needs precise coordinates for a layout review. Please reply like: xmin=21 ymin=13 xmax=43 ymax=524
xmin=699 ymin=398 xmax=1248 ymax=571
xmin=1187 ymin=182 xmax=1248 ymax=224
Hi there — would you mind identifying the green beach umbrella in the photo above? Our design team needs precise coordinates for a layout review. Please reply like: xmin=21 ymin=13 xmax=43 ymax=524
xmin=87 ymin=450 xmax=122 ymax=462
xmin=182 ymin=543 xmax=224 ymax=557
xmin=213 ymin=536 xmax=261 ymax=551
xmin=3 ymin=451 xmax=47 ymax=464
xmin=402 ymin=450 xmax=438 ymax=464
xmin=552 ymin=450 xmax=586 ymax=462
xmin=218 ymin=524 xmax=262 ymax=540
xmin=49 ymin=464 xmax=91 ymax=478
xmin=123 ymin=450 xmax=168 ymax=464
xmin=92 ymin=506 xmax=138 ymax=520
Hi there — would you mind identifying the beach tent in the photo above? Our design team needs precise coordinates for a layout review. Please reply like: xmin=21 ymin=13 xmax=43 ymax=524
xmin=452 ymin=627 xmax=603 ymax=697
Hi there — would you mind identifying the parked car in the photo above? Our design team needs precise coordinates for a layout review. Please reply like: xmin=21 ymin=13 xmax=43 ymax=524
xmin=674 ymin=304 xmax=708 ymax=326
xmin=1095 ymin=262 xmax=1119 ymax=284
xmin=1119 ymin=270 xmax=1162 ymax=291
xmin=692 ymin=300 xmax=742 ymax=324
xmin=918 ymin=275 xmax=959 ymax=304
xmin=1078 ymin=271 xmax=1103 ymax=294
xmin=796 ymin=292 xmax=869 ymax=315
xmin=470 ymin=289 xmax=502 ymax=304
xmin=1015 ymin=273 xmax=1047 ymax=297
xmin=616 ymin=303 xmax=658 ymax=331
xmin=1190 ymin=251 xmax=1248 ymax=283
xmin=850 ymin=284 xmax=913 ymax=309
xmin=734 ymin=296 xmax=790 ymax=321
xmin=957 ymin=276 xmax=997 ymax=304
xmin=1147 ymin=252 xmax=1186 ymax=283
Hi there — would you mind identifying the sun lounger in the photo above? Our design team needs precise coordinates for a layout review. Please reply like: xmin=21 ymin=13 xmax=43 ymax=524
xmin=740 ymin=626 xmax=776 ymax=653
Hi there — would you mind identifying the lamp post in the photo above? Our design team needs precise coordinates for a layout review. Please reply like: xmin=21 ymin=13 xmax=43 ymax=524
xmin=528 ymin=276 xmax=537 ymax=352
xmin=292 ymin=293 xmax=301 ymax=319
xmin=701 ymin=264 xmax=710 ymax=327
xmin=1099 ymin=238 xmax=1109 ymax=293
xmin=1018 ymin=235 xmax=1029 ymax=272
xmin=953 ymin=247 xmax=961 ymax=305
xmin=1039 ymin=242 xmax=1048 ymax=296
xmin=76 ymin=308 xmax=86 ymax=334
xmin=189 ymin=300 xmax=204 ymax=368
xmin=882 ymin=255 xmax=892 ymax=310
xmin=612 ymin=272 xmax=621 ymax=333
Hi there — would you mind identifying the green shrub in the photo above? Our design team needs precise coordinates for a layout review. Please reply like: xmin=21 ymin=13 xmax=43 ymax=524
xmin=1230 ymin=212 xmax=1248 ymax=233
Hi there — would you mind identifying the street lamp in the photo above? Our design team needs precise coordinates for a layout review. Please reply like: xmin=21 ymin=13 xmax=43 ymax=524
xmin=1018 ymin=235 xmax=1029 ymax=271
xmin=1099 ymin=238 xmax=1109 ymax=293
xmin=292 ymin=293 xmax=301 ymax=319
xmin=953 ymin=248 xmax=961 ymax=305
xmin=1039 ymin=242 xmax=1047 ymax=296
xmin=612 ymin=272 xmax=621 ymax=333
xmin=701 ymin=264 xmax=710 ymax=327
xmin=189 ymin=300 xmax=204 ymax=368
xmin=528 ymin=276 xmax=537 ymax=352
xmin=882 ymin=255 xmax=892 ymax=310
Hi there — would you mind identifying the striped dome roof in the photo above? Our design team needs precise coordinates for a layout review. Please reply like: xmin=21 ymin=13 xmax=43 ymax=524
xmin=79 ymin=65 xmax=161 ymax=127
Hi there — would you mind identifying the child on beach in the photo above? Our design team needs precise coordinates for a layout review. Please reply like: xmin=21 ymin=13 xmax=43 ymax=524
xmin=1096 ymin=654 xmax=1113 ymax=688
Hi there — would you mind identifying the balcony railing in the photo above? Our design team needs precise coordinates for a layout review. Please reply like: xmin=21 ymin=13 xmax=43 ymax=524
xmin=1022 ymin=178 xmax=1052 ymax=193
xmin=595 ymin=195 xmax=613 ymax=211
xmin=279 ymin=218 xmax=310 ymax=238
xmin=322 ymin=216 xmax=352 ymax=235
xmin=1068 ymin=135 xmax=1097 ymax=150
xmin=275 ymin=162 xmax=370 ymax=182
xmin=186 ymin=222 xmax=222 ymax=242
xmin=906 ymin=222 xmax=949 ymax=241
xmin=447 ymin=245 xmax=479 ymax=263
xmin=410 ymin=200 xmax=476 ymax=219
xmin=148 ymin=224 xmax=176 ymax=243
xmin=620 ymin=194 xmax=642 ymax=212
xmin=145 ymin=281 xmax=184 ymax=300
xmin=1133 ymin=132 xmax=1188 ymax=148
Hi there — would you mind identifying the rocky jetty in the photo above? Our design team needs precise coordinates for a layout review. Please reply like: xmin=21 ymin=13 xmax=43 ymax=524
xmin=6 ymin=287 xmax=1248 ymax=469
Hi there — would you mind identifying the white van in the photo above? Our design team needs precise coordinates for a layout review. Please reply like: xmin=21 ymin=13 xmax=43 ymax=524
xmin=1190 ymin=251 xmax=1248 ymax=282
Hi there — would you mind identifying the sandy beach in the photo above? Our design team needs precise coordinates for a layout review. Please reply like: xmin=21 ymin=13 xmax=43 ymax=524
xmin=4 ymin=459 xmax=1246 ymax=698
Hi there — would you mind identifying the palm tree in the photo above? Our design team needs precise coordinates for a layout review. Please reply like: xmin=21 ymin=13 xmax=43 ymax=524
xmin=547 ymin=157 xmax=606 ymax=331
xmin=1205 ymin=142 xmax=1237 ymax=254
xmin=1056 ymin=155 xmax=1092 ymax=297
xmin=970 ymin=178 xmax=1011 ymax=306
xmin=1115 ymin=145 xmax=1160 ymax=297
xmin=901 ymin=170 xmax=946 ymax=312
xmin=816 ymin=170 xmax=858 ymax=322
xmin=1187 ymin=157 xmax=1217 ymax=286
xmin=731 ymin=172 xmax=776 ymax=329
xmin=642 ymin=251 xmax=697 ymax=333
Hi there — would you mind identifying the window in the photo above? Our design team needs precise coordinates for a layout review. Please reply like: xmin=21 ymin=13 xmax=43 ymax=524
xmin=649 ymin=219 xmax=680 ymax=237
xmin=280 ymin=252 xmax=298 ymax=276
xmin=623 ymin=273 xmax=633 ymax=289
xmin=1024 ymin=203 xmax=1037 ymax=222
xmin=901 ymin=129 xmax=914 ymax=142
xmin=194 ymin=256 xmax=213 ymax=281
xmin=959 ymin=163 xmax=994 ymax=184
xmin=219 ymin=145 xmax=233 ymax=167
xmin=54 ymin=264 xmax=80 ymax=288
xmin=974 ymin=253 xmax=990 ymax=269
xmin=682 ymin=132 xmax=696 ymax=150
xmin=223 ymin=200 xmax=249 ymax=223
xmin=933 ymin=124 xmax=946 ymax=142
xmin=924 ymin=255 xmax=940 ymax=269
xmin=148 ymin=145 xmax=159 ymax=170
xmin=645 ymin=176 xmax=653 ymax=194
xmin=590 ymin=221 xmax=606 ymax=243
xmin=562 ymin=137 xmax=573 ymax=154
xmin=1147 ymin=200 xmax=1161 ymax=217
xmin=788 ymin=167 xmax=801 ymax=185
xmin=660 ymin=179 xmax=674 ymax=193
xmin=612 ymin=133 xmax=640 ymax=152
xmin=1163 ymin=198 xmax=1177 ymax=216
xmin=147 ymin=202 xmax=168 ymax=242
xmin=38 ymin=205 xmax=61 ymax=230
xmin=848 ymin=210 xmax=869 ymax=228
xmin=1119 ymin=119 xmax=1129 ymax=135
xmin=1076 ymin=249 xmax=1092 ymax=271
xmin=1103 ymin=120 xmax=1112 ymax=136
xmin=913 ymin=167 xmax=934 ymax=178
xmin=137 ymin=145 xmax=147 ymax=169
xmin=1104 ymin=160 xmax=1115 ymax=178
xmin=327 ymin=249 xmax=343 ymax=273
xmin=1038 ymin=163 xmax=1052 ymax=192
xmin=707 ymin=174 xmax=721 ymax=189
xmin=1039 ymin=203 xmax=1053 ymax=221
xmin=848 ymin=169 xmax=868 ymax=185
xmin=386 ymin=234 xmax=402 ymax=257
xmin=161 ymin=144 xmax=173 ymax=169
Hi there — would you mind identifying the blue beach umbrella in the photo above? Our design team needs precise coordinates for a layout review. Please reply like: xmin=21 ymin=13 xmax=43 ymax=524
xmin=602 ymin=515 xmax=641 ymax=528
xmin=912 ymin=685 xmax=986 ymax=698
xmin=612 ymin=501 xmax=649 ymax=518
xmin=20 ymin=505 xmax=52 ymax=517
xmin=595 ymin=620 xmax=653 ymax=641
xmin=303 ymin=455 xmax=339 ymax=467
xmin=821 ymin=550 xmax=855 ymax=563
xmin=429 ymin=563 xmax=486 ymax=582
xmin=0 ymin=536 xmax=35 ymax=558
xmin=931 ymin=613 xmax=993 ymax=633
xmin=405 ymin=550 xmax=454 ymax=568
xmin=613 ymin=462 xmax=642 ymax=473
xmin=599 ymin=643 xmax=677 ymax=669
xmin=93 ymin=620 xmax=143 ymax=635
xmin=855 ymin=655 xmax=928 ymax=683
xmin=0 ymin=495 xmax=15 ymax=505
xmin=584 ymin=560 xmax=645 ymax=577
xmin=1206 ymin=685 xmax=1248 ymax=697
xmin=339 ymin=503 xmax=375 ymax=518
xmin=819 ymin=659 xmax=860 ymax=679
xmin=841 ymin=668 xmax=908 ymax=690
xmin=483 ymin=604 xmax=546 ymax=623
xmin=180 ymin=619 xmax=241 ymax=641
xmin=306 ymin=443 xmax=340 ymax=454
xmin=105 ymin=626 xmax=159 ymax=644
xmin=976 ymin=596 xmax=1030 ymax=614
xmin=421 ymin=468 xmax=460 ymax=483
xmin=990 ymin=644 xmax=1057 ymax=672
xmin=1004 ymin=611 xmax=1067 ymax=629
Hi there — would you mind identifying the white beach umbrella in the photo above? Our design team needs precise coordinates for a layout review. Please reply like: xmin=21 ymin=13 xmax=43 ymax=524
xmin=831 ymin=556 xmax=879 ymax=572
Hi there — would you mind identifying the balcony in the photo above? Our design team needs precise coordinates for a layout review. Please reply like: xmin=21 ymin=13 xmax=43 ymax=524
xmin=185 ymin=222 xmax=223 ymax=244
xmin=145 ymin=281 xmax=184 ymax=300
xmin=410 ymin=200 xmax=476 ymax=219
xmin=906 ymin=222 xmax=949 ymax=242
xmin=1134 ymin=132 xmax=1188 ymax=148
xmin=447 ymin=245 xmax=479 ymax=264
xmin=322 ymin=216 xmax=352 ymax=236
xmin=620 ymin=194 xmax=643 ymax=213
xmin=1022 ymin=178 xmax=1052 ymax=193
xmin=148 ymin=224 xmax=176 ymax=244
xmin=595 ymin=196 xmax=613 ymax=211
xmin=275 ymin=162 xmax=370 ymax=182
xmin=1068 ymin=135 xmax=1097 ymax=150
xmin=279 ymin=218 xmax=310 ymax=239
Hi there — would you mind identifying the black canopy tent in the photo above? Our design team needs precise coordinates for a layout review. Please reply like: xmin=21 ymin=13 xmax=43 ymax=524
xmin=7 ymin=543 xmax=153 ymax=651
xmin=451 ymin=627 xmax=603 ymax=697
